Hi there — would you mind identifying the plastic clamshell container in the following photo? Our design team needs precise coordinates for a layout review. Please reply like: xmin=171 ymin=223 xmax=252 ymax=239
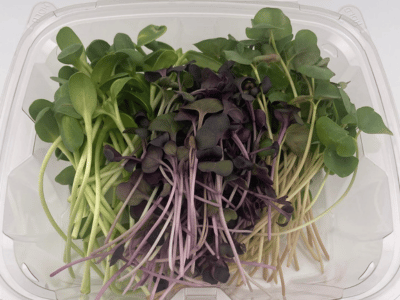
xmin=1 ymin=1 xmax=400 ymax=299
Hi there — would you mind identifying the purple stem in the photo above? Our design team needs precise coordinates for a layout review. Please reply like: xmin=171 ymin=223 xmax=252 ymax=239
xmin=105 ymin=172 xmax=144 ymax=245
xmin=232 ymin=133 xmax=250 ymax=160
xmin=215 ymin=175 xmax=248 ymax=286
xmin=150 ymin=263 xmax=165 ymax=300
xmin=212 ymin=215 xmax=220 ymax=259
xmin=91 ymin=195 xmax=165 ymax=256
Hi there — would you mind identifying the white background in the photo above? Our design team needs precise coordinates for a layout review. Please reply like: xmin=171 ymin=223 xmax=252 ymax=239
xmin=0 ymin=0 xmax=399 ymax=115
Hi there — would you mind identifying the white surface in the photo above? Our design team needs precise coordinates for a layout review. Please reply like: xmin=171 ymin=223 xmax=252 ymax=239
xmin=0 ymin=0 xmax=399 ymax=116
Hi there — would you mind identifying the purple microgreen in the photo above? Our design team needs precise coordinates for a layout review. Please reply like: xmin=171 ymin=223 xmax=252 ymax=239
xmin=251 ymin=164 xmax=273 ymax=186
xmin=110 ymin=244 xmax=125 ymax=266
xmin=276 ymin=204 xmax=294 ymax=227
xmin=116 ymin=170 xmax=151 ymax=205
xmin=143 ymin=169 xmax=163 ymax=186
xmin=196 ymin=113 xmax=230 ymax=150
xmin=233 ymin=156 xmax=254 ymax=170
xmin=202 ymin=267 xmax=219 ymax=285
xmin=134 ymin=111 xmax=150 ymax=128
xmin=175 ymin=91 xmax=195 ymax=102
xmin=144 ymin=69 xmax=168 ymax=82
xmin=235 ymin=77 xmax=258 ymax=102
xmin=129 ymin=200 xmax=148 ymax=221
xmin=198 ymin=160 xmax=233 ymax=177
xmin=254 ymin=109 xmax=267 ymax=128
xmin=148 ymin=112 xmax=182 ymax=141
xmin=181 ymin=98 xmax=223 ymax=128
xmin=149 ymin=132 xmax=170 ymax=147
xmin=196 ymin=146 xmax=223 ymax=161
xmin=177 ymin=146 xmax=189 ymax=162
xmin=222 ymin=98 xmax=245 ymax=123
xmin=103 ymin=144 xmax=122 ymax=162
xmin=260 ymin=75 xmax=272 ymax=94
xmin=163 ymin=140 xmax=177 ymax=156
xmin=236 ymin=127 xmax=251 ymax=143
xmin=159 ymin=182 xmax=172 ymax=198
xmin=141 ymin=145 xmax=163 ymax=173
xmin=210 ymin=259 xmax=230 ymax=283
xmin=124 ymin=159 xmax=137 ymax=172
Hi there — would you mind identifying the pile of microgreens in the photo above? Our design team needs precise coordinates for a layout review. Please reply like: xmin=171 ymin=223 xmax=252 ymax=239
xmin=29 ymin=7 xmax=392 ymax=300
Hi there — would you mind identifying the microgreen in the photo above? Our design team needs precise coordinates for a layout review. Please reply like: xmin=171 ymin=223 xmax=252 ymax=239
xmin=31 ymin=7 xmax=392 ymax=300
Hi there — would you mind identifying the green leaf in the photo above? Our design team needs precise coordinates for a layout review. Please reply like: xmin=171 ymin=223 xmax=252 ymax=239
xmin=69 ymin=73 xmax=98 ymax=118
xmin=285 ymin=124 xmax=310 ymax=157
xmin=356 ymin=107 xmax=392 ymax=135
xmin=57 ymin=44 xmax=84 ymax=65
xmin=223 ymin=208 xmax=238 ymax=223
xmin=295 ymin=30 xmax=317 ymax=52
xmin=341 ymin=114 xmax=358 ymax=125
xmin=144 ymin=40 xmax=174 ymax=51
xmin=51 ymin=77 xmax=69 ymax=85
xmin=324 ymin=148 xmax=358 ymax=178
xmin=56 ymin=27 xmax=83 ymax=50
xmin=181 ymin=98 xmax=223 ymax=126
xmin=122 ymin=74 xmax=152 ymax=115
xmin=185 ymin=51 xmax=222 ymax=72
xmin=137 ymin=25 xmax=167 ymax=47
xmin=99 ymin=72 xmax=130 ymax=92
xmin=198 ymin=160 xmax=233 ymax=177
xmin=297 ymin=65 xmax=335 ymax=80
xmin=291 ymin=30 xmax=321 ymax=69
xmin=314 ymin=80 xmax=341 ymax=99
xmin=58 ymin=66 xmax=77 ymax=80
xmin=55 ymin=165 xmax=76 ymax=185
xmin=55 ymin=148 xmax=69 ymax=161
xmin=251 ymin=8 xmax=292 ymax=40
xmin=257 ymin=137 xmax=275 ymax=158
xmin=267 ymin=91 xmax=292 ymax=102
xmin=110 ymin=77 xmax=134 ymax=102
xmin=54 ymin=96 xmax=82 ymax=119
xmin=91 ymin=53 xmax=128 ymax=85
xmin=224 ymin=49 xmax=255 ymax=65
xmin=114 ymin=33 xmax=136 ymax=50
xmin=194 ymin=38 xmax=237 ymax=60
xmin=275 ymin=34 xmax=294 ymax=53
xmin=116 ymin=49 xmax=145 ymax=67
xmin=258 ymin=63 xmax=288 ymax=90
xmin=316 ymin=116 xmax=356 ymax=157
xmin=144 ymin=49 xmax=178 ymax=71
xmin=29 ymin=99 xmax=53 ymax=120
xmin=60 ymin=116 xmax=84 ymax=152
xmin=148 ymin=113 xmax=181 ymax=141
xmin=86 ymin=39 xmax=111 ymax=63
xmin=338 ymin=88 xmax=356 ymax=115
xmin=120 ymin=112 xmax=137 ymax=128
xmin=35 ymin=107 xmax=60 ymax=143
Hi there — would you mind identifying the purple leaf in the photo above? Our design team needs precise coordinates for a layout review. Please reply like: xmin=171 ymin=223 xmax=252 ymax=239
xmin=110 ymin=244 xmax=125 ymax=266
xmin=103 ymin=145 xmax=122 ymax=162
xmin=142 ymin=145 xmax=163 ymax=173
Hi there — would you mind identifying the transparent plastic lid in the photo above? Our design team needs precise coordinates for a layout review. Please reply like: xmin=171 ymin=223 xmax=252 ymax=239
xmin=0 ymin=1 xmax=399 ymax=300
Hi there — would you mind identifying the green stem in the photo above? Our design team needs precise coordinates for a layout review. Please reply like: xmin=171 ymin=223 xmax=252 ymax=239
xmin=270 ymin=32 xmax=298 ymax=98
xmin=38 ymin=137 xmax=104 ymax=279
xmin=280 ymin=101 xmax=319 ymax=196
xmin=113 ymin=102 xmax=134 ymax=152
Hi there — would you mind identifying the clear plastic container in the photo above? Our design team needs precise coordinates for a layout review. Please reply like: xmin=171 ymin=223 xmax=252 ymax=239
xmin=1 ymin=1 xmax=400 ymax=299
